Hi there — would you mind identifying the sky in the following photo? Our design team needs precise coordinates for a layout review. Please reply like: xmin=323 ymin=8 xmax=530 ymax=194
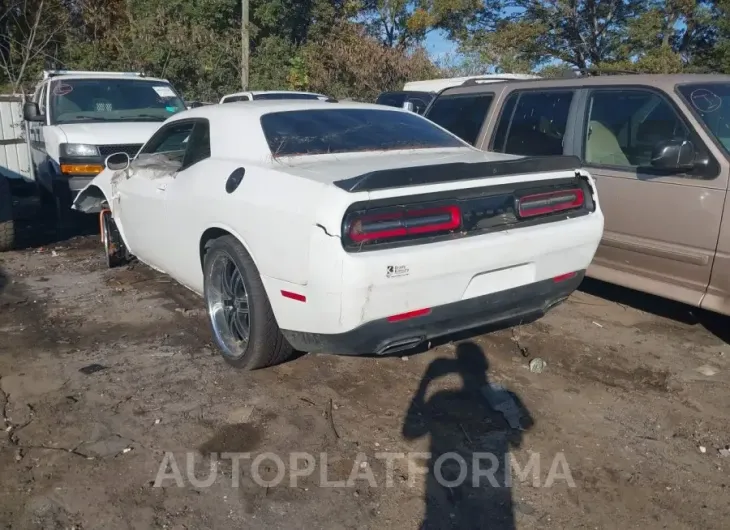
xmin=424 ymin=30 xmax=459 ymax=63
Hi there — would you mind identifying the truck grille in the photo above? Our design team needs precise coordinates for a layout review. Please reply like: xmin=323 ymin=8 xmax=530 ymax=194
xmin=98 ymin=144 xmax=143 ymax=158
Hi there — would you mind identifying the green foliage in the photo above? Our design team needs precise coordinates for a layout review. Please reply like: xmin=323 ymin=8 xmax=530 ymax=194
xmin=4 ymin=0 xmax=730 ymax=101
xmin=358 ymin=0 xmax=488 ymax=47
xmin=462 ymin=0 xmax=725 ymax=75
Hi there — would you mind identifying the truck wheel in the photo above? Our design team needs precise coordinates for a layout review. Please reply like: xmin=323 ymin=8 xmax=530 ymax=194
xmin=0 ymin=176 xmax=14 ymax=251
xmin=0 ymin=220 xmax=14 ymax=252
xmin=41 ymin=180 xmax=74 ymax=240
xmin=203 ymin=235 xmax=293 ymax=370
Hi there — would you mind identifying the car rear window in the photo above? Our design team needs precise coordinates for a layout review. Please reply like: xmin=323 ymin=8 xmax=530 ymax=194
xmin=425 ymin=93 xmax=494 ymax=145
xmin=375 ymin=92 xmax=408 ymax=107
xmin=260 ymin=108 xmax=465 ymax=156
xmin=222 ymin=95 xmax=249 ymax=103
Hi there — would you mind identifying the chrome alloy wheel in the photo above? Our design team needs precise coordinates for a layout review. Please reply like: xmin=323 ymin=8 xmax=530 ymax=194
xmin=206 ymin=252 xmax=251 ymax=358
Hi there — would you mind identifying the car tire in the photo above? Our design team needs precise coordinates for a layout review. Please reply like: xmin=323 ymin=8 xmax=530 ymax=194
xmin=0 ymin=176 xmax=14 ymax=252
xmin=203 ymin=235 xmax=293 ymax=370
xmin=101 ymin=210 xmax=127 ymax=268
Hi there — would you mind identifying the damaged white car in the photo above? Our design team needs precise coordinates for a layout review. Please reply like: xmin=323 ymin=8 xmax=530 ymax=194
xmin=73 ymin=100 xmax=604 ymax=369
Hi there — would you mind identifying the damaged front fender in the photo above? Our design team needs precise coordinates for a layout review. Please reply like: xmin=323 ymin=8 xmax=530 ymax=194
xmin=72 ymin=168 xmax=125 ymax=214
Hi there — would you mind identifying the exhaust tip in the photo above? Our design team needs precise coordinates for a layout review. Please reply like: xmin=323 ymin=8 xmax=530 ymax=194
xmin=376 ymin=336 xmax=425 ymax=356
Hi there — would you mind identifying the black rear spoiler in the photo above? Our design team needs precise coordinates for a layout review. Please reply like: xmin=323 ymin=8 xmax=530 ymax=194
xmin=333 ymin=155 xmax=582 ymax=193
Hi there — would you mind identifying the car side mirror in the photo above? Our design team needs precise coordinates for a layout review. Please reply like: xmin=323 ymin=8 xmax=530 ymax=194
xmin=650 ymin=139 xmax=695 ymax=171
xmin=23 ymin=102 xmax=44 ymax=122
xmin=403 ymin=101 xmax=415 ymax=112
xmin=106 ymin=152 xmax=131 ymax=171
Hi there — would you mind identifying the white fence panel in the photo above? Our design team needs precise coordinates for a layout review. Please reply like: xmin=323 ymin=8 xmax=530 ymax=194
xmin=0 ymin=95 xmax=32 ymax=181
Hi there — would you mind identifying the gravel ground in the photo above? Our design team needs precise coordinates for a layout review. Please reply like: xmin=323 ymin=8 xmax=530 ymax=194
xmin=0 ymin=220 xmax=729 ymax=530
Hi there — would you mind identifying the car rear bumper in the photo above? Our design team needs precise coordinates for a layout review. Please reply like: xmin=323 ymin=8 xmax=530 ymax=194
xmin=281 ymin=271 xmax=583 ymax=355
xmin=263 ymin=210 xmax=602 ymax=335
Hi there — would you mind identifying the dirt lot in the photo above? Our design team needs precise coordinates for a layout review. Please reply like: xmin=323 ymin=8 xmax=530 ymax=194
xmin=1 ymin=224 xmax=729 ymax=529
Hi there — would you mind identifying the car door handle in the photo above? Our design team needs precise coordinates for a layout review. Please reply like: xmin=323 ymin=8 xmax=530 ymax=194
xmin=157 ymin=184 xmax=166 ymax=191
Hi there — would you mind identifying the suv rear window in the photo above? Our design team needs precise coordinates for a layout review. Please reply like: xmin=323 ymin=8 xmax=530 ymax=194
xmin=425 ymin=93 xmax=494 ymax=145
xmin=261 ymin=108 xmax=465 ymax=156
xmin=492 ymin=90 xmax=574 ymax=156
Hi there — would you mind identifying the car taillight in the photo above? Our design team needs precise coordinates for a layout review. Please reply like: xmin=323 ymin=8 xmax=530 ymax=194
xmin=517 ymin=189 xmax=584 ymax=218
xmin=347 ymin=204 xmax=461 ymax=244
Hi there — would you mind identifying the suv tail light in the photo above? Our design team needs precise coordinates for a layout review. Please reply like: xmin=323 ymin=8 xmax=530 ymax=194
xmin=517 ymin=188 xmax=584 ymax=218
xmin=346 ymin=204 xmax=461 ymax=244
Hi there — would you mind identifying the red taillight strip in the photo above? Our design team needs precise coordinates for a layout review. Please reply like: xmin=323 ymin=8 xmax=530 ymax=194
xmin=518 ymin=189 xmax=584 ymax=218
xmin=553 ymin=272 xmax=577 ymax=283
xmin=387 ymin=308 xmax=431 ymax=322
xmin=349 ymin=205 xmax=461 ymax=243
xmin=281 ymin=290 xmax=306 ymax=302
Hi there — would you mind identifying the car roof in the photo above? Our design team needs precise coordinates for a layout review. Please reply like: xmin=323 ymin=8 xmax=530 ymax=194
xmin=171 ymin=100 xmax=421 ymax=162
xmin=438 ymin=73 xmax=730 ymax=95
xmin=42 ymin=74 xmax=170 ymax=84
xmin=222 ymin=90 xmax=326 ymax=98
xmin=177 ymin=99 xmax=407 ymax=120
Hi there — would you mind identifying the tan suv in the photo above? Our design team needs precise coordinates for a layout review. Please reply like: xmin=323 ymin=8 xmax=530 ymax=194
xmin=423 ymin=74 xmax=730 ymax=316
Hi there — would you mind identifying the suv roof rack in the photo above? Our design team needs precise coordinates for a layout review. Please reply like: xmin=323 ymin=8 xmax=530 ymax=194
xmin=459 ymin=75 xmax=539 ymax=87
xmin=42 ymin=70 xmax=145 ymax=80
xmin=557 ymin=68 xmax=640 ymax=78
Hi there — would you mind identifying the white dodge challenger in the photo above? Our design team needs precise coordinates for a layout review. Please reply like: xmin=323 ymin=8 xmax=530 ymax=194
xmin=73 ymin=100 xmax=604 ymax=369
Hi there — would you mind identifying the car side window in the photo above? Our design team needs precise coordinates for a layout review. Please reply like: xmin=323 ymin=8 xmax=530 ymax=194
xmin=137 ymin=121 xmax=196 ymax=167
xmin=491 ymin=90 xmax=574 ymax=156
xmin=181 ymin=120 xmax=211 ymax=169
xmin=37 ymin=84 xmax=47 ymax=115
xmin=584 ymin=89 xmax=690 ymax=168
xmin=425 ymin=93 xmax=494 ymax=145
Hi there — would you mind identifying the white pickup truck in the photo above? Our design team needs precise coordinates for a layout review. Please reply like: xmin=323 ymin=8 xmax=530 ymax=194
xmin=22 ymin=70 xmax=187 ymax=229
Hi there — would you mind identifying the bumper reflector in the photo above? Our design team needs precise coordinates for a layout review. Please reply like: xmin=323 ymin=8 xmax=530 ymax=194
xmin=281 ymin=290 xmax=306 ymax=302
xmin=387 ymin=308 xmax=431 ymax=323
xmin=553 ymin=272 xmax=578 ymax=283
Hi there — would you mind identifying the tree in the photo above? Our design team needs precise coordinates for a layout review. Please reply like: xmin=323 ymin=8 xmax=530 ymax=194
xmin=298 ymin=21 xmax=438 ymax=100
xmin=462 ymin=0 xmax=717 ymax=74
xmin=357 ymin=0 xmax=488 ymax=48
xmin=0 ymin=0 xmax=69 ymax=91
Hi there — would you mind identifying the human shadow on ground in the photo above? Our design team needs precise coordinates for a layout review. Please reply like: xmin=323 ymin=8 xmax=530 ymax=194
xmin=402 ymin=341 xmax=534 ymax=530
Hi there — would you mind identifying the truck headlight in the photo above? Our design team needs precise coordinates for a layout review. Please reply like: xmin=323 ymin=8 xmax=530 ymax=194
xmin=60 ymin=143 xmax=100 ymax=157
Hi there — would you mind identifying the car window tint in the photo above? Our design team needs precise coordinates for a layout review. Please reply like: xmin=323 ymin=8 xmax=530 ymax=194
xmin=223 ymin=95 xmax=249 ymax=103
xmin=182 ymin=121 xmax=211 ymax=168
xmin=585 ymin=90 xmax=689 ymax=167
xmin=376 ymin=93 xmax=407 ymax=107
xmin=425 ymin=93 xmax=494 ymax=145
xmin=261 ymin=108 xmax=465 ymax=156
xmin=405 ymin=95 xmax=433 ymax=114
xmin=139 ymin=121 xmax=195 ymax=164
xmin=677 ymin=83 xmax=730 ymax=153
xmin=492 ymin=90 xmax=573 ymax=156
xmin=37 ymin=84 xmax=47 ymax=113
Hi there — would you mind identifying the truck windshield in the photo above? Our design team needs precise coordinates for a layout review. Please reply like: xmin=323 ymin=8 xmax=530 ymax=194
xmin=677 ymin=82 xmax=730 ymax=154
xmin=49 ymin=78 xmax=185 ymax=124
xmin=260 ymin=108 xmax=465 ymax=156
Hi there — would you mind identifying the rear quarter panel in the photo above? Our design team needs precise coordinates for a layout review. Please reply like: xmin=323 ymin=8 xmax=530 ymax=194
xmin=167 ymin=159 xmax=355 ymax=292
